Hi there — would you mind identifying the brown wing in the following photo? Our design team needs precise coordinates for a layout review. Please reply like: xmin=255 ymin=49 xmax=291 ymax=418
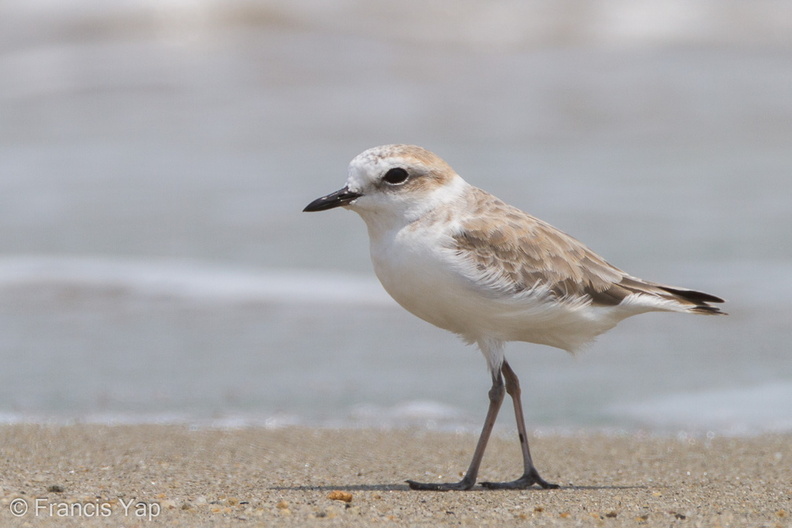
xmin=452 ymin=188 xmax=725 ymax=313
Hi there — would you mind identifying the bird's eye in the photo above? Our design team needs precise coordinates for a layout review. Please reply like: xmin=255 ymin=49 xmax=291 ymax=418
xmin=383 ymin=167 xmax=409 ymax=185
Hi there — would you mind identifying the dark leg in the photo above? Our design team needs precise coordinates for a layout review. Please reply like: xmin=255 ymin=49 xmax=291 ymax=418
xmin=480 ymin=360 xmax=559 ymax=490
xmin=407 ymin=370 xmax=505 ymax=490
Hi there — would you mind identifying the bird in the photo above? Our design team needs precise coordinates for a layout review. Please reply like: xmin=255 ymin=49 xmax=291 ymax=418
xmin=303 ymin=144 xmax=726 ymax=491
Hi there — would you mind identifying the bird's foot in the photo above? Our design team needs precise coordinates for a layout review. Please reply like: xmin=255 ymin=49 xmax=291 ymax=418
xmin=406 ymin=476 xmax=475 ymax=491
xmin=480 ymin=468 xmax=559 ymax=490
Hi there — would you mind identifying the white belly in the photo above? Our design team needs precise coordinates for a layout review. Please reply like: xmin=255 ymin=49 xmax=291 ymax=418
xmin=369 ymin=226 xmax=628 ymax=353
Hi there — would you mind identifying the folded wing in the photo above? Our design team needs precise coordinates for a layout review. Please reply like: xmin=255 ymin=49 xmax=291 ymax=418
xmin=452 ymin=188 xmax=726 ymax=315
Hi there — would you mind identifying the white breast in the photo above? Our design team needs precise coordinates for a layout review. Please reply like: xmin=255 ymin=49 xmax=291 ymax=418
xmin=368 ymin=220 xmax=472 ymax=334
xmin=367 ymin=217 xmax=634 ymax=353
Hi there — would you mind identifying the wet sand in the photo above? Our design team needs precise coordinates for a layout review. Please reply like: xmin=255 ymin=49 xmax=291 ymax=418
xmin=0 ymin=425 xmax=788 ymax=527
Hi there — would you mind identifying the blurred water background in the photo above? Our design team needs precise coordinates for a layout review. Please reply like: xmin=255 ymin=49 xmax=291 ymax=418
xmin=1 ymin=0 xmax=790 ymax=435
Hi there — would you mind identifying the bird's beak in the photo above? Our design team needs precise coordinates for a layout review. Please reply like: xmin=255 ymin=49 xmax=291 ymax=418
xmin=303 ymin=186 xmax=362 ymax=212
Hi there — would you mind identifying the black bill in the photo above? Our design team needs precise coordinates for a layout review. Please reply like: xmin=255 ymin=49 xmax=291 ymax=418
xmin=303 ymin=187 xmax=362 ymax=212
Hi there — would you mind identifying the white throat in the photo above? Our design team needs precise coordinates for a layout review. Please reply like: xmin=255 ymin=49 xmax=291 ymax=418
xmin=351 ymin=176 xmax=469 ymax=239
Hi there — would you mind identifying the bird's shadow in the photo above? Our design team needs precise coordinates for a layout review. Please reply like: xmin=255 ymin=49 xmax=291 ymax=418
xmin=269 ymin=483 xmax=647 ymax=492
xmin=269 ymin=484 xmax=408 ymax=492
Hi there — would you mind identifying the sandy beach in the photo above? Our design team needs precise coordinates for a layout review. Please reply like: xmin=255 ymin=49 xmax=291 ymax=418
xmin=0 ymin=425 xmax=788 ymax=527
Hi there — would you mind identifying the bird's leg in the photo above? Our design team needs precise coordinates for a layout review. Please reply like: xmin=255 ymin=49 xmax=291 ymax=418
xmin=480 ymin=360 xmax=559 ymax=490
xmin=407 ymin=371 xmax=505 ymax=491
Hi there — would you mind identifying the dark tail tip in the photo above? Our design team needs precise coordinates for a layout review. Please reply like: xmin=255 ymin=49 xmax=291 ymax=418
xmin=659 ymin=286 xmax=727 ymax=315
xmin=689 ymin=305 xmax=728 ymax=316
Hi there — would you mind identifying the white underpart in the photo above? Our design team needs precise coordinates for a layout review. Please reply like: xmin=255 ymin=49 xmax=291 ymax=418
xmin=341 ymin=145 xmax=707 ymax=376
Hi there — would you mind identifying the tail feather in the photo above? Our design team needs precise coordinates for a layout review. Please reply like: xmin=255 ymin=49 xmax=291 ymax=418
xmin=615 ymin=276 xmax=727 ymax=315
xmin=657 ymin=286 xmax=725 ymax=305
xmin=657 ymin=285 xmax=727 ymax=315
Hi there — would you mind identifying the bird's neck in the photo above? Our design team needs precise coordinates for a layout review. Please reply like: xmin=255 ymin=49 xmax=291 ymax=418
xmin=358 ymin=177 xmax=469 ymax=241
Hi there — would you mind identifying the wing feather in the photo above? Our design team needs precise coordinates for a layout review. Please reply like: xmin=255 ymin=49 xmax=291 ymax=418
xmin=451 ymin=188 xmax=725 ymax=314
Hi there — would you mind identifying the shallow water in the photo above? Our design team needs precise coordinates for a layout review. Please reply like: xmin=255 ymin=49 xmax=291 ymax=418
xmin=1 ymin=1 xmax=791 ymax=434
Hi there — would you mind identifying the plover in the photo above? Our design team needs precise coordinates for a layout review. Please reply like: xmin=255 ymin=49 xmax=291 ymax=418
xmin=303 ymin=144 xmax=726 ymax=491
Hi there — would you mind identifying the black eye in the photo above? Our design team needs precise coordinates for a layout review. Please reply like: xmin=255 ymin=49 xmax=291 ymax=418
xmin=383 ymin=167 xmax=409 ymax=185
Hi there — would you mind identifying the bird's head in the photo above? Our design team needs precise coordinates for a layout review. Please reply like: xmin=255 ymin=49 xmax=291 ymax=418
xmin=303 ymin=144 xmax=466 ymax=228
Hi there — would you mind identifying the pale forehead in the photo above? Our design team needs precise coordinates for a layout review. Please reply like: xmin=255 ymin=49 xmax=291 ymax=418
xmin=350 ymin=144 xmax=454 ymax=176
